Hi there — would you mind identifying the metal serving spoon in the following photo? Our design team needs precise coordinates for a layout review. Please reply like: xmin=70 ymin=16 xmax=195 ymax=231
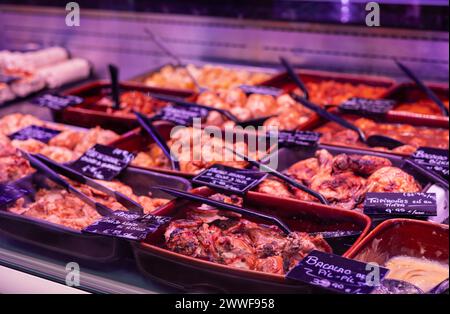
xmin=144 ymin=28 xmax=208 ymax=93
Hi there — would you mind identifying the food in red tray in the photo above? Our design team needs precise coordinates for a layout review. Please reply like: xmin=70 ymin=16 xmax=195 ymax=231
xmin=303 ymin=80 xmax=388 ymax=106
xmin=96 ymin=91 xmax=167 ymax=115
xmin=315 ymin=117 xmax=449 ymax=154
xmin=131 ymin=127 xmax=258 ymax=173
xmin=7 ymin=178 xmax=169 ymax=230
xmin=163 ymin=194 xmax=332 ymax=274
xmin=394 ymin=99 xmax=450 ymax=116
xmin=256 ymin=149 xmax=421 ymax=210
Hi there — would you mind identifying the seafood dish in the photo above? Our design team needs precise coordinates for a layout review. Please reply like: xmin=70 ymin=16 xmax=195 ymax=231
xmin=130 ymin=126 xmax=258 ymax=174
xmin=315 ymin=116 xmax=449 ymax=154
xmin=0 ymin=113 xmax=120 ymax=163
xmin=142 ymin=64 xmax=271 ymax=91
xmin=5 ymin=175 xmax=169 ymax=230
xmin=161 ymin=194 xmax=332 ymax=275
xmin=256 ymin=149 xmax=422 ymax=210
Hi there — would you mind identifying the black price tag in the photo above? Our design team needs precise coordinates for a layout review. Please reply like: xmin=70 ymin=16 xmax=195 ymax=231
xmin=32 ymin=94 xmax=84 ymax=110
xmin=364 ymin=192 xmax=437 ymax=217
xmin=411 ymin=147 xmax=449 ymax=180
xmin=0 ymin=74 xmax=20 ymax=84
xmin=268 ymin=130 xmax=321 ymax=148
xmin=192 ymin=164 xmax=268 ymax=195
xmin=339 ymin=98 xmax=395 ymax=116
xmin=159 ymin=104 xmax=209 ymax=126
xmin=70 ymin=144 xmax=135 ymax=181
xmin=239 ymin=85 xmax=283 ymax=97
xmin=83 ymin=211 xmax=171 ymax=241
xmin=8 ymin=125 xmax=61 ymax=143
xmin=0 ymin=183 xmax=30 ymax=207
xmin=287 ymin=250 xmax=389 ymax=294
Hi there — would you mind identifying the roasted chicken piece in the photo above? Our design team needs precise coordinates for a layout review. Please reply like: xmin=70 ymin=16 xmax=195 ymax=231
xmin=365 ymin=167 xmax=421 ymax=193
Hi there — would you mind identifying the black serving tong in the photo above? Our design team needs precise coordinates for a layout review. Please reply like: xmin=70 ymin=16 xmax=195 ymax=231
xmin=134 ymin=110 xmax=181 ymax=171
xmin=394 ymin=59 xmax=448 ymax=117
xmin=279 ymin=56 xmax=310 ymax=100
xmin=144 ymin=28 xmax=207 ymax=93
xmin=20 ymin=150 xmax=114 ymax=217
xmin=290 ymin=93 xmax=409 ymax=150
xmin=227 ymin=147 xmax=329 ymax=205
xmin=108 ymin=64 xmax=121 ymax=110
xmin=149 ymin=92 xmax=276 ymax=128
xmin=33 ymin=153 xmax=144 ymax=214
xmin=157 ymin=186 xmax=292 ymax=234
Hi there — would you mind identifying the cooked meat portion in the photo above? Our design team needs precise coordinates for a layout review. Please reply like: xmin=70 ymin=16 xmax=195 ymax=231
xmin=131 ymin=127 xmax=256 ymax=174
xmin=0 ymin=113 xmax=120 ymax=163
xmin=96 ymin=91 xmax=167 ymax=116
xmin=7 ymin=177 xmax=169 ymax=230
xmin=256 ymin=149 xmax=421 ymax=210
xmin=316 ymin=117 xmax=449 ymax=153
xmin=366 ymin=166 xmax=422 ymax=193
xmin=164 ymin=199 xmax=332 ymax=274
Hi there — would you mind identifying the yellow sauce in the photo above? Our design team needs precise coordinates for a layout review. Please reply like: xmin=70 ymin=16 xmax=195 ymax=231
xmin=385 ymin=256 xmax=449 ymax=292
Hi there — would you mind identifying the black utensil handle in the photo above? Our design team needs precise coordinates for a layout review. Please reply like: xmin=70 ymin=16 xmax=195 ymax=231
xmin=108 ymin=64 xmax=120 ymax=110
xmin=280 ymin=57 xmax=310 ymax=100
xmin=157 ymin=186 xmax=292 ymax=234
xmin=395 ymin=60 xmax=448 ymax=117
xmin=291 ymin=93 xmax=367 ymax=142
xmin=404 ymin=159 xmax=449 ymax=189
xmin=134 ymin=111 xmax=181 ymax=171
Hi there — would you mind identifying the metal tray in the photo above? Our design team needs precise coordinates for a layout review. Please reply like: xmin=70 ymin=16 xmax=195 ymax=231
xmin=0 ymin=167 xmax=191 ymax=264
xmin=132 ymin=186 xmax=371 ymax=293
xmin=52 ymin=80 xmax=194 ymax=134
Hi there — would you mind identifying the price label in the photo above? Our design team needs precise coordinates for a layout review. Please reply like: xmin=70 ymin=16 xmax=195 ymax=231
xmin=0 ymin=183 xmax=30 ymax=207
xmin=287 ymin=250 xmax=389 ymax=294
xmin=159 ymin=104 xmax=209 ymax=126
xmin=32 ymin=94 xmax=84 ymax=110
xmin=70 ymin=144 xmax=135 ymax=181
xmin=410 ymin=147 xmax=449 ymax=180
xmin=364 ymin=192 xmax=437 ymax=217
xmin=268 ymin=130 xmax=321 ymax=148
xmin=339 ymin=98 xmax=395 ymax=116
xmin=192 ymin=164 xmax=268 ymax=195
xmin=8 ymin=125 xmax=61 ymax=143
xmin=83 ymin=211 xmax=171 ymax=241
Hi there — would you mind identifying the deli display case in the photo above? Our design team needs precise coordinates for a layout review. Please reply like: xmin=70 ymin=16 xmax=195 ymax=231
xmin=0 ymin=0 xmax=448 ymax=298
